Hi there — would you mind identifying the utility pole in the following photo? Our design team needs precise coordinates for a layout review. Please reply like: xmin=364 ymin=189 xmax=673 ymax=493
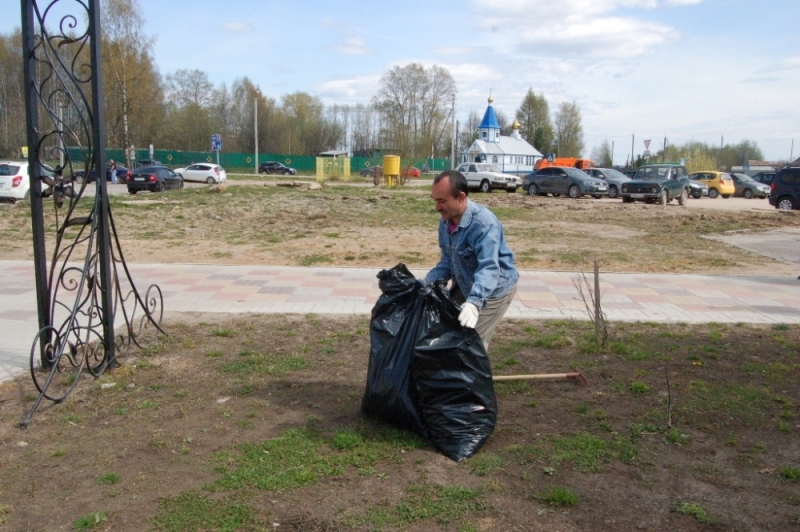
xmin=630 ymin=134 xmax=634 ymax=168
xmin=720 ymin=135 xmax=723 ymax=151
xmin=791 ymin=139 xmax=794 ymax=162
xmin=611 ymin=141 xmax=614 ymax=166
xmin=450 ymin=93 xmax=456 ymax=169
xmin=254 ymin=98 xmax=258 ymax=175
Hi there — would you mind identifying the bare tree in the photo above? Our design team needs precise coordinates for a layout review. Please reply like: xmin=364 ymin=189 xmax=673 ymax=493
xmin=374 ymin=63 xmax=456 ymax=159
xmin=591 ymin=139 xmax=613 ymax=167
xmin=101 ymin=0 xmax=160 ymax=165
xmin=554 ymin=101 xmax=584 ymax=157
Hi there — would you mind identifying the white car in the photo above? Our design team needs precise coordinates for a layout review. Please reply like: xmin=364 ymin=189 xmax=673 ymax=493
xmin=455 ymin=163 xmax=520 ymax=193
xmin=174 ymin=163 xmax=227 ymax=184
xmin=0 ymin=161 xmax=55 ymax=203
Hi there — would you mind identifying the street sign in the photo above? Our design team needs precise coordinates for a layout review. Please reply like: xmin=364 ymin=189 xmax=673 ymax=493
xmin=211 ymin=134 xmax=222 ymax=152
xmin=644 ymin=139 xmax=651 ymax=149
xmin=743 ymin=161 xmax=750 ymax=171
xmin=546 ymin=152 xmax=555 ymax=163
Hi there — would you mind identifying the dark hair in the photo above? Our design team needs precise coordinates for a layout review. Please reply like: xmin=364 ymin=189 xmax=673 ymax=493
xmin=433 ymin=170 xmax=468 ymax=198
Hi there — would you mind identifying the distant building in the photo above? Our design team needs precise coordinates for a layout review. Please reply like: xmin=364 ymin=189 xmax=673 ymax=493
xmin=463 ymin=94 xmax=543 ymax=175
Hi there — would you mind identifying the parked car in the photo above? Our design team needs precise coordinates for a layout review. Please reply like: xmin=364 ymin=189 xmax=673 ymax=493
xmin=622 ymin=169 xmax=637 ymax=178
xmin=730 ymin=172 xmax=770 ymax=199
xmin=751 ymin=171 xmax=777 ymax=186
xmin=401 ymin=166 xmax=421 ymax=178
xmin=174 ymin=163 xmax=227 ymax=184
xmin=134 ymin=159 xmax=162 ymax=168
xmin=620 ymin=164 xmax=690 ymax=205
xmin=523 ymin=166 xmax=608 ymax=198
xmin=358 ymin=167 xmax=374 ymax=177
xmin=688 ymin=179 xmax=708 ymax=198
xmin=72 ymin=163 xmax=130 ymax=184
xmin=768 ymin=166 xmax=800 ymax=210
xmin=455 ymin=162 xmax=520 ymax=192
xmin=259 ymin=161 xmax=296 ymax=175
xmin=583 ymin=167 xmax=630 ymax=199
xmin=0 ymin=161 xmax=55 ymax=203
xmin=125 ymin=165 xmax=183 ymax=194
xmin=687 ymin=171 xmax=735 ymax=199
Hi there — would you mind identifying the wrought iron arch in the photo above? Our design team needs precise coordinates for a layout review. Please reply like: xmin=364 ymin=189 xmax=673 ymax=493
xmin=20 ymin=0 xmax=165 ymax=426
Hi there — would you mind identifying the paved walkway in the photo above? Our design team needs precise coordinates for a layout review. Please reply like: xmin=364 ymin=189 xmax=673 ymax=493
xmin=3 ymin=260 xmax=800 ymax=383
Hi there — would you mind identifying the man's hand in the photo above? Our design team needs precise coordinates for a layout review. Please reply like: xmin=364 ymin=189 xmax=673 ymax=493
xmin=458 ymin=302 xmax=479 ymax=329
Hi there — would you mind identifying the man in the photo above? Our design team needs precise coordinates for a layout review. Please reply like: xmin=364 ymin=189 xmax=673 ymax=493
xmin=424 ymin=170 xmax=518 ymax=350
xmin=109 ymin=159 xmax=117 ymax=185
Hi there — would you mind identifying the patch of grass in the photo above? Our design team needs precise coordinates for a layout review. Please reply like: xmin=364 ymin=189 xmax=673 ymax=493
xmin=210 ymin=427 xmax=422 ymax=492
xmin=0 ymin=504 xmax=10 ymax=524
xmin=573 ymin=402 xmax=589 ymax=414
xmin=537 ymin=486 xmax=578 ymax=507
xmin=380 ymin=483 xmax=484 ymax=526
xmin=629 ymin=381 xmax=650 ymax=394
xmin=206 ymin=350 xmax=224 ymax=358
xmin=665 ymin=428 xmax=689 ymax=445
xmin=780 ymin=466 xmax=800 ymax=482
xmin=152 ymin=492 xmax=258 ymax=532
xmin=466 ymin=453 xmax=507 ymax=476
xmin=545 ymin=433 xmax=636 ymax=472
xmin=535 ymin=332 xmax=575 ymax=349
xmin=221 ymin=353 xmax=310 ymax=377
xmin=772 ymin=323 xmax=790 ymax=331
xmin=673 ymin=502 xmax=718 ymax=525
xmin=97 ymin=472 xmax=120 ymax=484
xmin=73 ymin=511 xmax=108 ymax=530
xmin=681 ymin=380 xmax=770 ymax=426
xmin=136 ymin=399 xmax=157 ymax=410
xmin=777 ymin=422 xmax=792 ymax=432
xmin=52 ymin=448 xmax=67 ymax=457
xmin=299 ymin=253 xmax=333 ymax=266
xmin=211 ymin=328 xmax=234 ymax=338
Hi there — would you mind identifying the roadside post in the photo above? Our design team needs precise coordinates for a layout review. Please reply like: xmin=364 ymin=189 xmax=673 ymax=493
xmin=212 ymin=134 xmax=221 ymax=167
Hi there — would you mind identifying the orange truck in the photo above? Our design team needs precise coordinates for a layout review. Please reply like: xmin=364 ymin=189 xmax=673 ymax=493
xmin=534 ymin=157 xmax=594 ymax=171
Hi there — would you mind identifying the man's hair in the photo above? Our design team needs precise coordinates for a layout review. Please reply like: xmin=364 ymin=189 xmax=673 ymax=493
xmin=433 ymin=170 xmax=468 ymax=198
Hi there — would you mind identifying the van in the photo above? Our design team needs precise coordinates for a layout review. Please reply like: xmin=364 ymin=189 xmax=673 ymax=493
xmin=534 ymin=158 xmax=594 ymax=171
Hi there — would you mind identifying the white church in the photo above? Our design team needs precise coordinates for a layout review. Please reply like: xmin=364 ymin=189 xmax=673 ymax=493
xmin=463 ymin=95 xmax=543 ymax=175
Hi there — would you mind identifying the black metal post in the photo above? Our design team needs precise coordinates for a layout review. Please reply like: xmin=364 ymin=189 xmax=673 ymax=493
xmin=21 ymin=0 xmax=51 ymax=368
xmin=87 ymin=0 xmax=116 ymax=367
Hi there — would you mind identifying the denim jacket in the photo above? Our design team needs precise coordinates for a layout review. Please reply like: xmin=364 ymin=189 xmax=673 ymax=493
xmin=425 ymin=200 xmax=518 ymax=309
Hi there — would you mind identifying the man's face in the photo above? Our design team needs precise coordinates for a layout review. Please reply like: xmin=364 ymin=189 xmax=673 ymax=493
xmin=431 ymin=177 xmax=466 ymax=222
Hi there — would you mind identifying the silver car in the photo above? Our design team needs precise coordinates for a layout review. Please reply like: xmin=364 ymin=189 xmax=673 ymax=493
xmin=584 ymin=168 xmax=630 ymax=199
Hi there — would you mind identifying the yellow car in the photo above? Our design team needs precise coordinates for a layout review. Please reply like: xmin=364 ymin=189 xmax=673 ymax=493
xmin=688 ymin=171 xmax=736 ymax=198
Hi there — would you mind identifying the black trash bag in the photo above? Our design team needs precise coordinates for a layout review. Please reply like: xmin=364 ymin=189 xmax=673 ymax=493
xmin=414 ymin=281 xmax=497 ymax=462
xmin=361 ymin=263 xmax=426 ymax=434
xmin=362 ymin=263 xmax=497 ymax=461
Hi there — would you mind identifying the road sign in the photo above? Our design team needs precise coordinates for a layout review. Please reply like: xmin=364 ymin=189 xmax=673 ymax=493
xmin=644 ymin=139 xmax=651 ymax=149
xmin=546 ymin=152 xmax=555 ymax=163
xmin=743 ymin=161 xmax=750 ymax=171
xmin=211 ymin=134 xmax=222 ymax=152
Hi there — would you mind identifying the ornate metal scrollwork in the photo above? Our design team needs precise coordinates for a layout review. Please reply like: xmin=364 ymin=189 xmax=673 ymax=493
xmin=20 ymin=0 xmax=165 ymax=426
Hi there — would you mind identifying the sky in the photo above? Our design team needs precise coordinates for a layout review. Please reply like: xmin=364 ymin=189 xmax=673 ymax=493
xmin=5 ymin=0 xmax=800 ymax=165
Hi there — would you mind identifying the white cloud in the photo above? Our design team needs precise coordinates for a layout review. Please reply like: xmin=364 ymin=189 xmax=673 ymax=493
xmin=334 ymin=36 xmax=372 ymax=55
xmin=316 ymin=74 xmax=382 ymax=102
xmin=472 ymin=0 xmax=689 ymax=58
xmin=221 ymin=22 xmax=253 ymax=33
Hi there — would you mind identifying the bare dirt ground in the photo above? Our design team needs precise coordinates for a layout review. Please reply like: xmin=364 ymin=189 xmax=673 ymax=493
xmin=1 ymin=181 xmax=798 ymax=276
xmin=1 ymin=315 xmax=798 ymax=531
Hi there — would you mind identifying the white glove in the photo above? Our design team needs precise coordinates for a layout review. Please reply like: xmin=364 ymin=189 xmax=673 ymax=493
xmin=458 ymin=302 xmax=480 ymax=329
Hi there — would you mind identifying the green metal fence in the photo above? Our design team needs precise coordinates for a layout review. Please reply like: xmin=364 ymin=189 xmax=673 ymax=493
xmin=66 ymin=148 xmax=450 ymax=175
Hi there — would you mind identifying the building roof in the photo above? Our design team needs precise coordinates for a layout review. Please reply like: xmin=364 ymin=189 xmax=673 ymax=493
xmin=479 ymin=104 xmax=500 ymax=130
xmin=470 ymin=137 xmax=543 ymax=157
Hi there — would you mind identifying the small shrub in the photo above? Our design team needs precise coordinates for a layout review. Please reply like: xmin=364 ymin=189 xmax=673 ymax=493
xmin=666 ymin=428 xmax=689 ymax=445
xmin=629 ymin=381 xmax=650 ymax=394
xmin=73 ymin=511 xmax=108 ymax=530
